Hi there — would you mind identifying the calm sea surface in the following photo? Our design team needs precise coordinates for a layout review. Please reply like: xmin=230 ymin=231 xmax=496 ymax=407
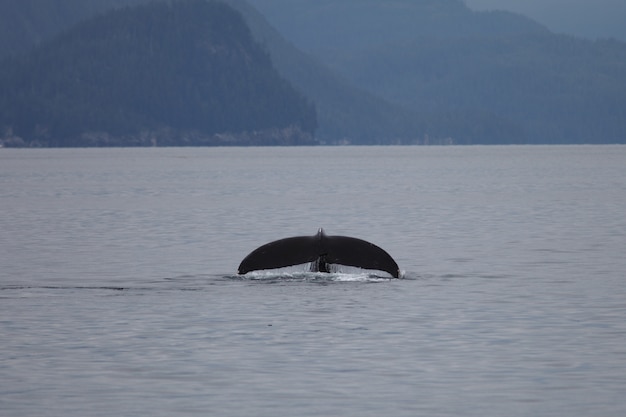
xmin=1 ymin=146 xmax=626 ymax=416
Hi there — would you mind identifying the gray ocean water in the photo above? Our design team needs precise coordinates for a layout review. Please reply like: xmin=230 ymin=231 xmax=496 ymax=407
xmin=1 ymin=145 xmax=626 ymax=417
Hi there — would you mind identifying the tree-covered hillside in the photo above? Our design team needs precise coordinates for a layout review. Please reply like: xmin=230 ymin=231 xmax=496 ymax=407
xmin=0 ymin=0 xmax=146 ymax=57
xmin=0 ymin=0 xmax=317 ymax=147
xmin=222 ymin=0 xmax=428 ymax=144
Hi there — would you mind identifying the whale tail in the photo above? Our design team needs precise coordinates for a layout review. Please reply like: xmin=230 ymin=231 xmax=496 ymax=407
xmin=237 ymin=228 xmax=400 ymax=278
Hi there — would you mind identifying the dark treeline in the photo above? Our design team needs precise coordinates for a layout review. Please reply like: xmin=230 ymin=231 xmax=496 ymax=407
xmin=0 ymin=0 xmax=317 ymax=147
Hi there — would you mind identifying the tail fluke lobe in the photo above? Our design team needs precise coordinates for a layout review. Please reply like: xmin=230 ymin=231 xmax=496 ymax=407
xmin=324 ymin=235 xmax=400 ymax=278
xmin=237 ymin=236 xmax=320 ymax=275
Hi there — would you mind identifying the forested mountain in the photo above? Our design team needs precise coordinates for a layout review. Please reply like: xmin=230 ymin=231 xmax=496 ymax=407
xmin=0 ymin=0 xmax=317 ymax=147
xmin=248 ymin=0 xmax=626 ymax=144
xmin=222 ymin=0 xmax=429 ymax=143
xmin=2 ymin=0 xmax=625 ymax=145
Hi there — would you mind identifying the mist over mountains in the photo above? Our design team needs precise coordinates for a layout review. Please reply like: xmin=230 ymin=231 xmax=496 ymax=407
xmin=465 ymin=0 xmax=626 ymax=41
xmin=246 ymin=0 xmax=549 ymax=59
xmin=1 ymin=0 xmax=625 ymax=146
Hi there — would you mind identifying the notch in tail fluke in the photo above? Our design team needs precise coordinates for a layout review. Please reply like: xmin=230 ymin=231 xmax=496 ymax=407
xmin=237 ymin=228 xmax=400 ymax=278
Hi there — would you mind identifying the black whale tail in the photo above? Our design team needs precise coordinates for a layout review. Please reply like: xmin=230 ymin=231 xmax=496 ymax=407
xmin=237 ymin=228 xmax=400 ymax=278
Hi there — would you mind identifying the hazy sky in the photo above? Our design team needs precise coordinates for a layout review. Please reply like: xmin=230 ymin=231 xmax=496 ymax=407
xmin=465 ymin=0 xmax=626 ymax=40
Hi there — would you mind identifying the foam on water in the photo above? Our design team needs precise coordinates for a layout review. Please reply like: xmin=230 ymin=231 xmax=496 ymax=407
xmin=230 ymin=269 xmax=396 ymax=283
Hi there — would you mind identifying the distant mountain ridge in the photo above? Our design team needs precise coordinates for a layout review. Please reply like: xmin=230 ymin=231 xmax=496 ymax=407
xmin=246 ymin=0 xmax=548 ymax=61
xmin=248 ymin=0 xmax=626 ymax=144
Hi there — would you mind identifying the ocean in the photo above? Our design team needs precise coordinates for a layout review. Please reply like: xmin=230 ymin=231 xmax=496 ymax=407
xmin=1 ymin=145 xmax=625 ymax=416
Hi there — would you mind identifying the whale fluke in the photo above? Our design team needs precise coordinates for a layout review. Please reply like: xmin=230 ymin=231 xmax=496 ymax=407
xmin=237 ymin=228 xmax=400 ymax=278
